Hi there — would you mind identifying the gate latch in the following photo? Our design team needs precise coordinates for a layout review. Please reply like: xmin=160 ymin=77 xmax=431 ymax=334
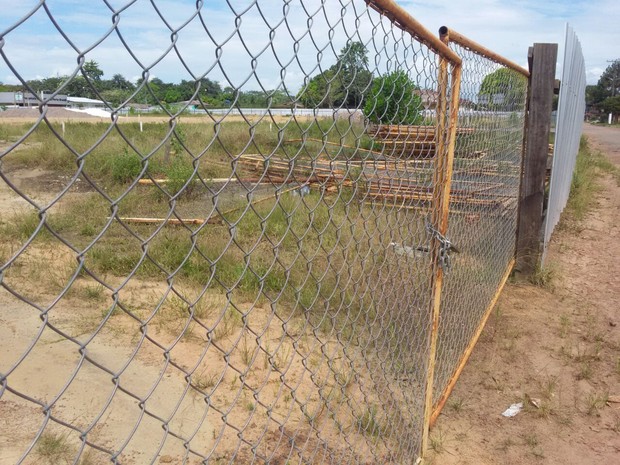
xmin=425 ymin=221 xmax=459 ymax=271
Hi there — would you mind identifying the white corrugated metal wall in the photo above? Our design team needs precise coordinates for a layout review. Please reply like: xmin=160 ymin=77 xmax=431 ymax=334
xmin=542 ymin=24 xmax=586 ymax=263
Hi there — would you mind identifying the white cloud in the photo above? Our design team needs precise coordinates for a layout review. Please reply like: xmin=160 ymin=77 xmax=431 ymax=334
xmin=0 ymin=0 xmax=616 ymax=92
xmin=402 ymin=0 xmax=618 ymax=84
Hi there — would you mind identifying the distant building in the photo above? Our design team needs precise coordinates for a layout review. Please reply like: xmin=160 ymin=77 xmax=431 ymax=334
xmin=414 ymin=89 xmax=439 ymax=110
xmin=67 ymin=96 xmax=106 ymax=108
xmin=478 ymin=93 xmax=506 ymax=106
xmin=412 ymin=89 xmax=476 ymax=111
xmin=0 ymin=91 xmax=105 ymax=108
xmin=0 ymin=91 xmax=67 ymax=107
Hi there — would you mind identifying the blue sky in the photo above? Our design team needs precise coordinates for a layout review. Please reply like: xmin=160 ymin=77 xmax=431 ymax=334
xmin=0 ymin=0 xmax=617 ymax=93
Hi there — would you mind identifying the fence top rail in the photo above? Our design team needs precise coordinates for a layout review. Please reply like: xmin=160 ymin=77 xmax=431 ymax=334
xmin=367 ymin=0 xmax=462 ymax=65
xmin=439 ymin=26 xmax=530 ymax=77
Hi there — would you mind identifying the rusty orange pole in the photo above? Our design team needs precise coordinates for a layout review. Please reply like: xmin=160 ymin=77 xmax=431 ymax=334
xmin=430 ymin=259 xmax=515 ymax=426
xmin=440 ymin=26 xmax=529 ymax=77
xmin=366 ymin=1 xmax=462 ymax=65
xmin=421 ymin=27 xmax=462 ymax=457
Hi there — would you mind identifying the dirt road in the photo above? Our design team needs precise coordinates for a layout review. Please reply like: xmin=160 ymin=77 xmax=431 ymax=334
xmin=428 ymin=124 xmax=620 ymax=464
xmin=583 ymin=124 xmax=620 ymax=163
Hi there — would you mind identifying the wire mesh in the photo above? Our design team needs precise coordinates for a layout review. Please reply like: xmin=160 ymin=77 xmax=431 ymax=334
xmin=430 ymin=39 xmax=528 ymax=407
xmin=0 ymin=1 xmax=464 ymax=463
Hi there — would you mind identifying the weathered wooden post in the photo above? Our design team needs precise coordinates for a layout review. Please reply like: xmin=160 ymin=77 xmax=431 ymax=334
xmin=516 ymin=43 xmax=558 ymax=274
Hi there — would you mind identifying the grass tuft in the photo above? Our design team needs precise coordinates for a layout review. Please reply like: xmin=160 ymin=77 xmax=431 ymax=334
xmin=35 ymin=431 xmax=73 ymax=464
xmin=109 ymin=148 xmax=143 ymax=183
xmin=529 ymin=263 xmax=555 ymax=288
xmin=585 ymin=391 xmax=608 ymax=416
xmin=429 ymin=428 xmax=445 ymax=454
xmin=357 ymin=405 xmax=383 ymax=438
xmin=561 ymin=136 xmax=620 ymax=228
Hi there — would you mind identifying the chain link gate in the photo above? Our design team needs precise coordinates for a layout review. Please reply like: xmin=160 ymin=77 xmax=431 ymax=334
xmin=0 ymin=2 xmax=527 ymax=464
xmin=431 ymin=27 xmax=529 ymax=423
xmin=429 ymin=28 xmax=530 ymax=421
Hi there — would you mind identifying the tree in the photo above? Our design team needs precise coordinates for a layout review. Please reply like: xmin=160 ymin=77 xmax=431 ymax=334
xmin=585 ymin=60 xmax=619 ymax=114
xmin=100 ymin=89 xmax=132 ymax=107
xmin=363 ymin=70 xmax=423 ymax=125
xmin=601 ymin=95 xmax=620 ymax=114
xmin=586 ymin=84 xmax=608 ymax=107
xmin=296 ymin=41 xmax=371 ymax=109
xmin=83 ymin=60 xmax=104 ymax=83
xmin=479 ymin=68 xmax=527 ymax=110
xmin=65 ymin=76 xmax=92 ymax=98
xmin=598 ymin=59 xmax=620 ymax=97
xmin=297 ymin=68 xmax=343 ymax=108
xmin=199 ymin=78 xmax=222 ymax=98
xmin=110 ymin=73 xmax=134 ymax=91
xmin=0 ymin=82 xmax=20 ymax=92
xmin=337 ymin=42 xmax=372 ymax=107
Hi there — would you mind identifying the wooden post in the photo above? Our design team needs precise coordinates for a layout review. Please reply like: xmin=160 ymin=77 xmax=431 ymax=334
xmin=516 ymin=43 xmax=557 ymax=274
xmin=421 ymin=27 xmax=462 ymax=457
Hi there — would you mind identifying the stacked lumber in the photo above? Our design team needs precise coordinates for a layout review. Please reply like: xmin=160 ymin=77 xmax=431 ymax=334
xmin=367 ymin=124 xmax=476 ymax=159
xmin=238 ymin=154 xmax=514 ymax=209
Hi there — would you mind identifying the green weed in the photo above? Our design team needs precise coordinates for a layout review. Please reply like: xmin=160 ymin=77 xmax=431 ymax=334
xmin=109 ymin=148 xmax=143 ymax=183
xmin=35 ymin=431 xmax=73 ymax=464
xmin=357 ymin=405 xmax=383 ymax=438
xmin=585 ymin=391 xmax=608 ymax=416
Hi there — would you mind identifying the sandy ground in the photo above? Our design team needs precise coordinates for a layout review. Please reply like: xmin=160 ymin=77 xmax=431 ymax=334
xmin=0 ymin=138 xmax=415 ymax=463
xmin=428 ymin=123 xmax=620 ymax=464
xmin=3 ymin=120 xmax=618 ymax=464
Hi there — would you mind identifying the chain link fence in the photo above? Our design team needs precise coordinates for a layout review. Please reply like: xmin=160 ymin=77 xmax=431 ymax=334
xmin=1 ymin=2 xmax=526 ymax=464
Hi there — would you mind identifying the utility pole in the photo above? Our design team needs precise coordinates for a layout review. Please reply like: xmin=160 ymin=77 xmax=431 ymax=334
xmin=606 ymin=59 xmax=619 ymax=97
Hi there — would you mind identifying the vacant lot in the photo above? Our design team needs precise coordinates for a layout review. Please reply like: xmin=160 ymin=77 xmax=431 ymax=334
xmin=0 ymin=116 xmax=436 ymax=464
xmin=0 ymin=110 xmax=525 ymax=463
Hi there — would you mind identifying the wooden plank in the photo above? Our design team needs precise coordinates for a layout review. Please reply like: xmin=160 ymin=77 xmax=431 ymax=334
xmin=114 ymin=184 xmax=303 ymax=227
xmin=138 ymin=177 xmax=253 ymax=185
xmin=284 ymin=138 xmax=384 ymax=157
xmin=112 ymin=217 xmax=211 ymax=225
xmin=516 ymin=43 xmax=558 ymax=274
xmin=368 ymin=124 xmax=475 ymax=135
xmin=429 ymin=259 xmax=515 ymax=426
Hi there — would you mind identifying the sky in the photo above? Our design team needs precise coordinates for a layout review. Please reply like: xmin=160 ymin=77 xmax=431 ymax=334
xmin=0 ymin=0 xmax=617 ymax=94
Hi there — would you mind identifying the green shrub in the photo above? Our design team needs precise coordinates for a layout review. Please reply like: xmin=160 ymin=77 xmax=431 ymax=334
xmin=363 ymin=70 xmax=423 ymax=125
xmin=109 ymin=149 xmax=143 ymax=183
xmin=165 ymin=160 xmax=195 ymax=197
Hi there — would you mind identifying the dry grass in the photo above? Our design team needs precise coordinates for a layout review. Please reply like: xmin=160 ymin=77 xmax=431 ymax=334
xmin=560 ymin=136 xmax=620 ymax=229
xmin=35 ymin=431 xmax=73 ymax=464
xmin=529 ymin=262 xmax=556 ymax=288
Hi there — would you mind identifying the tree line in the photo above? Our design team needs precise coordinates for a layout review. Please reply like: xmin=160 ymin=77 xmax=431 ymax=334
xmin=586 ymin=59 xmax=620 ymax=117
xmin=0 ymin=43 xmax=435 ymax=124
xmin=296 ymin=42 xmax=424 ymax=124
xmin=0 ymin=60 xmax=293 ymax=109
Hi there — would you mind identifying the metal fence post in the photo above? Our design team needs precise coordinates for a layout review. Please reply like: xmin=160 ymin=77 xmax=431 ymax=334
xmin=421 ymin=27 xmax=462 ymax=457
xmin=516 ymin=43 xmax=558 ymax=273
